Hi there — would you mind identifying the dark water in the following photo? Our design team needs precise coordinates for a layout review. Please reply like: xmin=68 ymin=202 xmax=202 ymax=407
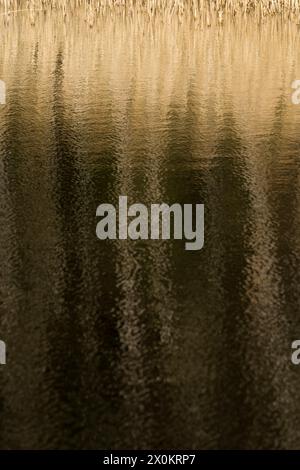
xmin=1 ymin=12 xmax=300 ymax=449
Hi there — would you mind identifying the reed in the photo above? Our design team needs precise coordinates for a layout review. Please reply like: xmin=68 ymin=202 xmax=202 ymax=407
xmin=1 ymin=0 xmax=300 ymax=23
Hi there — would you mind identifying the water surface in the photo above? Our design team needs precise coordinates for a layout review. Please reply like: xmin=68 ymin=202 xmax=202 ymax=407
xmin=0 ymin=12 xmax=300 ymax=449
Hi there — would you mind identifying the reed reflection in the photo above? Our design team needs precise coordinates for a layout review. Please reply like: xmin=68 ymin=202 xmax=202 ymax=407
xmin=0 ymin=11 xmax=300 ymax=449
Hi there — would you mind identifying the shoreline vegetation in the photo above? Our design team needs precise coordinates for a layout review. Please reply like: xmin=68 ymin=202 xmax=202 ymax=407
xmin=1 ymin=1 xmax=300 ymax=27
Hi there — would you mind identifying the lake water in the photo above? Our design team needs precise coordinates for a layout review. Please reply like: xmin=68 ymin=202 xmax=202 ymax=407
xmin=1 ymin=11 xmax=300 ymax=449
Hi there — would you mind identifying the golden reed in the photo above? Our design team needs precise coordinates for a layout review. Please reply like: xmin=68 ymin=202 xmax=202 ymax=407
xmin=1 ymin=0 xmax=300 ymax=26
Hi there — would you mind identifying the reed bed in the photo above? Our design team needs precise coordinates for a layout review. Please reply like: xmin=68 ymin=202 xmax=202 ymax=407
xmin=1 ymin=0 xmax=300 ymax=24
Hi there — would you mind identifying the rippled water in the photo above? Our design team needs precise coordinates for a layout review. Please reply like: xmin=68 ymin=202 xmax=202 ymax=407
xmin=1 ymin=12 xmax=300 ymax=449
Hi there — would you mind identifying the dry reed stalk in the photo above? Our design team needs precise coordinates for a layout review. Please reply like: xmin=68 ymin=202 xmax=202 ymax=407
xmin=1 ymin=0 xmax=300 ymax=19
xmin=1 ymin=1 xmax=300 ymax=29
